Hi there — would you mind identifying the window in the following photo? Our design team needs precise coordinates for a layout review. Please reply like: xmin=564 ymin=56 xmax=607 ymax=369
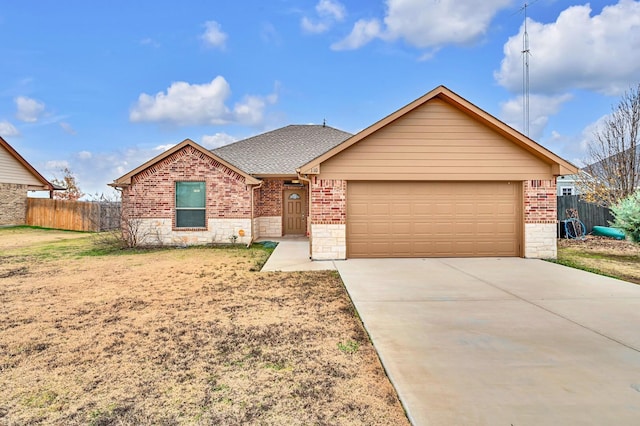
xmin=562 ymin=187 xmax=574 ymax=196
xmin=175 ymin=182 xmax=205 ymax=228
xmin=288 ymin=193 xmax=301 ymax=200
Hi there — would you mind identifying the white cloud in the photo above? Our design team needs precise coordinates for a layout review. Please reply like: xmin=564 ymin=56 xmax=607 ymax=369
xmin=44 ymin=160 xmax=70 ymax=170
xmin=130 ymin=77 xmax=278 ymax=127
xmin=76 ymin=150 xmax=92 ymax=160
xmin=500 ymin=93 xmax=573 ymax=140
xmin=317 ymin=0 xmax=346 ymax=21
xmin=384 ymin=0 xmax=511 ymax=48
xmin=130 ymin=77 xmax=231 ymax=125
xmin=154 ymin=143 xmax=176 ymax=151
xmin=261 ymin=22 xmax=282 ymax=45
xmin=301 ymin=17 xmax=329 ymax=34
xmin=331 ymin=19 xmax=382 ymax=50
xmin=201 ymin=21 xmax=227 ymax=49
xmin=234 ymin=92 xmax=278 ymax=126
xmin=15 ymin=96 xmax=45 ymax=122
xmin=539 ymin=116 xmax=612 ymax=166
xmin=496 ymin=1 xmax=640 ymax=96
xmin=140 ymin=37 xmax=160 ymax=48
xmin=201 ymin=132 xmax=237 ymax=148
xmin=66 ymin=146 xmax=174 ymax=196
xmin=59 ymin=122 xmax=76 ymax=135
xmin=333 ymin=0 xmax=511 ymax=51
xmin=0 ymin=120 xmax=20 ymax=136
xmin=302 ymin=0 xmax=346 ymax=34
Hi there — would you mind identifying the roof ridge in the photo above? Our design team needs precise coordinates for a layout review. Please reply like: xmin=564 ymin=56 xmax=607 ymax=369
xmin=209 ymin=124 xmax=353 ymax=175
xmin=211 ymin=124 xmax=352 ymax=153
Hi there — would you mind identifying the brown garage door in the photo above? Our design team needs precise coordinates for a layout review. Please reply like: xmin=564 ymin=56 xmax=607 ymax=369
xmin=347 ymin=181 xmax=521 ymax=258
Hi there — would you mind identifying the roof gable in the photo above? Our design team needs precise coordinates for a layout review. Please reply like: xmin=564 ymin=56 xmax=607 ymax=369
xmin=111 ymin=139 xmax=260 ymax=187
xmin=0 ymin=136 xmax=57 ymax=190
xmin=300 ymin=86 xmax=578 ymax=176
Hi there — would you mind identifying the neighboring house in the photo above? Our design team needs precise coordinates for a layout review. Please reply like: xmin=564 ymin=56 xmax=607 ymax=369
xmin=557 ymin=174 xmax=580 ymax=196
xmin=557 ymin=170 xmax=598 ymax=196
xmin=0 ymin=136 xmax=59 ymax=226
xmin=111 ymin=85 xmax=577 ymax=259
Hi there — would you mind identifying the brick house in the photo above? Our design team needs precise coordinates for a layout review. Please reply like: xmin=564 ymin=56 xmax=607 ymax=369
xmin=0 ymin=137 xmax=59 ymax=226
xmin=111 ymin=86 xmax=577 ymax=259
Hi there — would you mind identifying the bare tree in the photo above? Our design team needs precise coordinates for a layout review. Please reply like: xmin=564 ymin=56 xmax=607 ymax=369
xmin=118 ymin=184 xmax=165 ymax=248
xmin=87 ymin=186 xmax=163 ymax=249
xmin=51 ymin=167 xmax=85 ymax=201
xmin=578 ymin=84 xmax=640 ymax=206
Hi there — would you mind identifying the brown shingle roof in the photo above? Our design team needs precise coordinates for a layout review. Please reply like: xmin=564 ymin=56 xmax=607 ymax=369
xmin=212 ymin=125 xmax=352 ymax=176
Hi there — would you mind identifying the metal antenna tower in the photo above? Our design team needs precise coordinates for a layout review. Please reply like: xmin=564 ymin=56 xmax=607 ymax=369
xmin=520 ymin=2 xmax=534 ymax=137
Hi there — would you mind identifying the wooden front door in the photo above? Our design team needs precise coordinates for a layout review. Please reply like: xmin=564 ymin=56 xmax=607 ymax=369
xmin=283 ymin=189 xmax=306 ymax=235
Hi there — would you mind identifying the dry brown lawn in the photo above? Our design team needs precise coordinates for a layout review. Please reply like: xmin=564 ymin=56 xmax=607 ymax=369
xmin=0 ymin=227 xmax=408 ymax=425
xmin=557 ymin=235 xmax=640 ymax=284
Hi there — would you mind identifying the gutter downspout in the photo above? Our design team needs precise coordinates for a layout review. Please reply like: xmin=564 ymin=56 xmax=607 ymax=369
xmin=296 ymin=170 xmax=313 ymax=259
xmin=248 ymin=180 xmax=264 ymax=248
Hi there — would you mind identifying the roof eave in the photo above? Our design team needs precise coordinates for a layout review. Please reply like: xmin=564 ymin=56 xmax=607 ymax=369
xmin=111 ymin=139 xmax=260 ymax=187
xmin=300 ymin=85 xmax=578 ymax=175
xmin=250 ymin=173 xmax=298 ymax=179
xmin=435 ymin=91 xmax=578 ymax=175
xmin=0 ymin=136 xmax=57 ymax=190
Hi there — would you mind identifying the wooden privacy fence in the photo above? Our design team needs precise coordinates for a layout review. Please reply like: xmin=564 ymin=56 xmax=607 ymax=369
xmin=557 ymin=195 xmax=614 ymax=235
xmin=27 ymin=199 xmax=121 ymax=232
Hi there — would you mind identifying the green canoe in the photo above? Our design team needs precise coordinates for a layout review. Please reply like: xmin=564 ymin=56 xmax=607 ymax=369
xmin=592 ymin=226 xmax=625 ymax=240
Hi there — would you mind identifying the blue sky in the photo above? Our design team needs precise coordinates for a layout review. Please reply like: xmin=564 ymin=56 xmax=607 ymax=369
xmin=2 ymin=0 xmax=640 ymax=196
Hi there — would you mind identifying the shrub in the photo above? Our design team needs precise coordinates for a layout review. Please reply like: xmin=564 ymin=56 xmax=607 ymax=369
xmin=610 ymin=189 xmax=640 ymax=242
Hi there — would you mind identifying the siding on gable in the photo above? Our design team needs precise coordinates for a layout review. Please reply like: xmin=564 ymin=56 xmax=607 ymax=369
xmin=318 ymin=98 xmax=554 ymax=181
xmin=0 ymin=144 xmax=45 ymax=186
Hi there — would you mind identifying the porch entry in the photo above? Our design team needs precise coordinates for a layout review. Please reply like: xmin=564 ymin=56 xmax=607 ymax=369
xmin=283 ymin=189 xmax=307 ymax=235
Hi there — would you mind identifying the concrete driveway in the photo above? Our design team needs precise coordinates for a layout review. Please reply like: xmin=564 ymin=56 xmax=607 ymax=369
xmin=336 ymin=258 xmax=640 ymax=425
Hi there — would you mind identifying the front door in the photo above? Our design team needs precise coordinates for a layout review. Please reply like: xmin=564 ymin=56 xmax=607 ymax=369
xmin=283 ymin=189 xmax=306 ymax=235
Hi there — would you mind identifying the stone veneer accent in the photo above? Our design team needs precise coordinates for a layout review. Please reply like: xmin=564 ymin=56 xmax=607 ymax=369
xmin=121 ymin=145 xmax=252 ymax=246
xmin=253 ymin=216 xmax=282 ymax=238
xmin=523 ymin=180 xmax=558 ymax=259
xmin=524 ymin=223 xmax=557 ymax=259
xmin=310 ymin=177 xmax=346 ymax=259
xmin=0 ymin=183 xmax=27 ymax=226
xmin=131 ymin=218 xmax=251 ymax=246
xmin=311 ymin=223 xmax=346 ymax=260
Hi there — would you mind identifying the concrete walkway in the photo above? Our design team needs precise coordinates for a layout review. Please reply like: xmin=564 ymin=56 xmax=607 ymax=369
xmin=259 ymin=237 xmax=338 ymax=272
xmin=336 ymin=258 xmax=640 ymax=425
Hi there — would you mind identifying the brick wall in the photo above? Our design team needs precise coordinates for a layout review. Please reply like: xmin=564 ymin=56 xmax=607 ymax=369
xmin=254 ymin=179 xmax=307 ymax=218
xmin=309 ymin=177 xmax=346 ymax=260
xmin=0 ymin=183 xmax=27 ymax=226
xmin=523 ymin=180 xmax=558 ymax=259
xmin=310 ymin=177 xmax=346 ymax=224
xmin=255 ymin=179 xmax=283 ymax=217
xmin=122 ymin=145 xmax=252 ymax=226
xmin=524 ymin=179 xmax=557 ymax=224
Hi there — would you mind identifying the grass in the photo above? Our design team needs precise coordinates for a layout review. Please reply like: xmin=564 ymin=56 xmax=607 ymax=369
xmin=337 ymin=341 xmax=360 ymax=355
xmin=554 ymin=236 xmax=640 ymax=284
xmin=0 ymin=227 xmax=408 ymax=425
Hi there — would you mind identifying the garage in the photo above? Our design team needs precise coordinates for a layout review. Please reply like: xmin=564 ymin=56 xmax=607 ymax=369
xmin=300 ymin=86 xmax=578 ymax=260
xmin=347 ymin=181 xmax=521 ymax=258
